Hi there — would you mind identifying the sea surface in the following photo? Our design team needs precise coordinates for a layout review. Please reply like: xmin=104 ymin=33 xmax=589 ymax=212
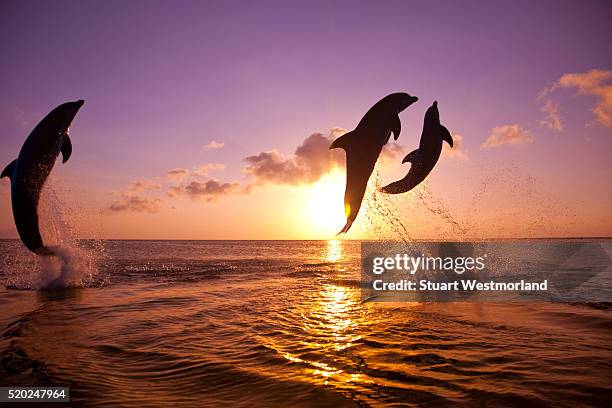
xmin=0 ymin=239 xmax=611 ymax=407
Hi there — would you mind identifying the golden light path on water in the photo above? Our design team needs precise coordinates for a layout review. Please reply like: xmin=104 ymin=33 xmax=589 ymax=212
xmin=259 ymin=239 xmax=373 ymax=386
xmin=325 ymin=239 xmax=343 ymax=263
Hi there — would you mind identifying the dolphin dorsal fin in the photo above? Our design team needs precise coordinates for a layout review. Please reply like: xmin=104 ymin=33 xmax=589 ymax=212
xmin=1 ymin=159 xmax=16 ymax=179
xmin=402 ymin=149 xmax=420 ymax=164
xmin=329 ymin=130 xmax=356 ymax=151
xmin=61 ymin=135 xmax=72 ymax=163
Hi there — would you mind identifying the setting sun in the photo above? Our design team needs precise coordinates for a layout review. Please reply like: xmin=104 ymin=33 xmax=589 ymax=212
xmin=303 ymin=170 xmax=346 ymax=237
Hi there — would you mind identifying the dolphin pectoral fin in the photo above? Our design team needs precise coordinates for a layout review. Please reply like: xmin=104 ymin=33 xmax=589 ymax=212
xmin=402 ymin=149 xmax=420 ymax=164
xmin=1 ymin=160 xmax=16 ymax=179
xmin=383 ymin=129 xmax=392 ymax=145
xmin=61 ymin=135 xmax=72 ymax=163
xmin=391 ymin=115 xmax=401 ymax=140
xmin=440 ymin=125 xmax=453 ymax=147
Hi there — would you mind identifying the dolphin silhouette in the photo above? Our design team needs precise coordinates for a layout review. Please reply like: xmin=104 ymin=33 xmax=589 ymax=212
xmin=380 ymin=101 xmax=453 ymax=194
xmin=1 ymin=100 xmax=84 ymax=255
xmin=330 ymin=93 xmax=418 ymax=234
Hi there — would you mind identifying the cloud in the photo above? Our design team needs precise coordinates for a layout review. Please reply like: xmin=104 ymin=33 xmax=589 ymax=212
xmin=557 ymin=69 xmax=612 ymax=127
xmin=481 ymin=124 xmax=533 ymax=149
xmin=167 ymin=168 xmax=189 ymax=180
xmin=378 ymin=142 xmax=405 ymax=164
xmin=103 ymin=194 xmax=161 ymax=214
xmin=107 ymin=162 xmax=232 ymax=213
xmin=168 ymin=164 xmax=225 ymax=180
xmin=244 ymin=133 xmax=341 ymax=185
xmin=244 ymin=128 xmax=403 ymax=186
xmin=539 ymin=98 xmax=563 ymax=131
xmin=105 ymin=127 xmax=406 ymax=212
xmin=128 ymin=180 xmax=162 ymax=192
xmin=204 ymin=140 xmax=224 ymax=149
xmin=192 ymin=163 xmax=225 ymax=176
xmin=442 ymin=133 xmax=468 ymax=160
xmin=539 ymin=69 xmax=612 ymax=129
xmin=169 ymin=179 xmax=250 ymax=201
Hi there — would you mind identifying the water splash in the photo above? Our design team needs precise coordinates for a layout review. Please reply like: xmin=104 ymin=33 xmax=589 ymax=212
xmin=414 ymin=184 xmax=467 ymax=236
xmin=364 ymin=172 xmax=414 ymax=243
xmin=462 ymin=165 xmax=576 ymax=238
xmin=352 ymin=167 xmax=465 ymax=244
xmin=3 ymin=177 xmax=106 ymax=290
xmin=349 ymin=165 xmax=570 ymax=241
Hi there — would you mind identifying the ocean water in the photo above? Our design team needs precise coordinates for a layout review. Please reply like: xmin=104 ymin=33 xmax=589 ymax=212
xmin=0 ymin=239 xmax=611 ymax=407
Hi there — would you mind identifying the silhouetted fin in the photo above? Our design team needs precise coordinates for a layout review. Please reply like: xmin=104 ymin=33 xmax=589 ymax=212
xmin=402 ymin=149 xmax=421 ymax=164
xmin=61 ymin=135 xmax=72 ymax=163
xmin=329 ymin=130 xmax=356 ymax=151
xmin=337 ymin=220 xmax=353 ymax=235
xmin=440 ymin=125 xmax=453 ymax=147
xmin=391 ymin=115 xmax=401 ymax=140
xmin=379 ymin=181 xmax=406 ymax=194
xmin=1 ymin=160 xmax=16 ymax=179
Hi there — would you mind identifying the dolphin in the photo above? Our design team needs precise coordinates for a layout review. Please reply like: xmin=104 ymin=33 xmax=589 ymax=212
xmin=330 ymin=93 xmax=418 ymax=234
xmin=1 ymin=100 xmax=84 ymax=255
xmin=380 ymin=101 xmax=453 ymax=194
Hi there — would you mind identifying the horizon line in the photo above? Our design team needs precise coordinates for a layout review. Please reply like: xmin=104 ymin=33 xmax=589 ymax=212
xmin=1 ymin=236 xmax=611 ymax=242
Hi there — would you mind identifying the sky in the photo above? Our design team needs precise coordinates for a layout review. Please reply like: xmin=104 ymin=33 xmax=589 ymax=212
xmin=0 ymin=0 xmax=611 ymax=239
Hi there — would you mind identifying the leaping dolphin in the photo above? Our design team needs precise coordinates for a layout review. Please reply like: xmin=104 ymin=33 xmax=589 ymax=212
xmin=330 ymin=93 xmax=418 ymax=234
xmin=380 ymin=101 xmax=453 ymax=194
xmin=1 ymin=100 xmax=84 ymax=255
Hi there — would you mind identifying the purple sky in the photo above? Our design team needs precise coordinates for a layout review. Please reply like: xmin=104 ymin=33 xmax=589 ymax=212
xmin=1 ymin=0 xmax=611 ymax=239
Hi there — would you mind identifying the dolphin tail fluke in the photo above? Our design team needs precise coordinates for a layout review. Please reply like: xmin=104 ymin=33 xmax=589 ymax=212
xmin=337 ymin=220 xmax=353 ymax=235
xmin=329 ymin=130 xmax=356 ymax=151
xmin=1 ymin=160 xmax=16 ymax=179
xmin=380 ymin=181 xmax=411 ymax=195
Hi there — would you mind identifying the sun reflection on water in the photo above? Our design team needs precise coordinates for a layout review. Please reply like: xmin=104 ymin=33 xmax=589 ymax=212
xmin=257 ymin=240 xmax=371 ymax=386
xmin=318 ymin=284 xmax=361 ymax=351
xmin=325 ymin=239 xmax=343 ymax=263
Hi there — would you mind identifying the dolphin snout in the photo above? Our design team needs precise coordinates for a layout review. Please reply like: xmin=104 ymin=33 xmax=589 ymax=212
xmin=71 ymin=100 xmax=85 ymax=114
xmin=399 ymin=94 xmax=418 ymax=111
xmin=59 ymin=100 xmax=85 ymax=124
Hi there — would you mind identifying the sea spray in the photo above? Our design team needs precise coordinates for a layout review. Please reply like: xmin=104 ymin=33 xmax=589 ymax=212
xmin=415 ymin=184 xmax=467 ymax=237
xmin=367 ymin=172 xmax=414 ymax=243
xmin=463 ymin=165 xmax=576 ymax=238
xmin=355 ymin=165 xmax=570 ymax=242
xmin=349 ymin=170 xmax=427 ymax=259
xmin=2 ymin=177 xmax=106 ymax=289
xmin=356 ymin=168 xmax=466 ymax=244
xmin=37 ymin=246 xmax=97 ymax=289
